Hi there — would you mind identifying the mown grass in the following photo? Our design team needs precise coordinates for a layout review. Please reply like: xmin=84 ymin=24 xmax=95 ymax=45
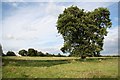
xmin=2 ymin=56 xmax=118 ymax=78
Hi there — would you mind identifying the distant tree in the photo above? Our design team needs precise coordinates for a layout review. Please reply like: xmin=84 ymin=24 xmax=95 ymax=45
xmin=57 ymin=53 xmax=61 ymax=57
xmin=68 ymin=54 xmax=71 ymax=57
xmin=52 ymin=54 xmax=55 ymax=57
xmin=0 ymin=44 xmax=2 ymax=56
xmin=18 ymin=49 xmax=27 ymax=56
xmin=46 ymin=52 xmax=52 ymax=57
xmin=37 ymin=51 xmax=45 ymax=56
xmin=56 ymin=6 xmax=112 ymax=59
xmin=2 ymin=53 xmax=6 ymax=56
xmin=6 ymin=51 xmax=16 ymax=56
xmin=27 ymin=48 xmax=37 ymax=56
xmin=33 ymin=50 xmax=38 ymax=56
xmin=0 ymin=44 xmax=5 ymax=56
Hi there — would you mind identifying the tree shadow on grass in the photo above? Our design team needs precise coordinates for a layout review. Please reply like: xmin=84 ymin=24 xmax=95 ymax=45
xmin=3 ymin=57 xmax=114 ymax=67
xmin=2 ymin=58 xmax=71 ymax=67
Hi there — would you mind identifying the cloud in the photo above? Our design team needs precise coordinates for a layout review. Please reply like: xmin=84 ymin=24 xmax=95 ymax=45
xmin=101 ymin=26 xmax=118 ymax=55
xmin=2 ymin=2 xmax=64 ymax=54
xmin=75 ymin=2 xmax=114 ymax=11
xmin=11 ymin=2 xmax=19 ymax=7
xmin=2 ymin=2 xmax=118 ymax=55
xmin=2 ymin=0 xmax=119 ymax=2
xmin=113 ymin=17 xmax=119 ymax=22
xmin=3 ymin=0 xmax=25 ymax=2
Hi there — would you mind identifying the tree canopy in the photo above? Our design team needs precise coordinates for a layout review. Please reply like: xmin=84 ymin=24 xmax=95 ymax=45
xmin=56 ymin=6 xmax=112 ymax=59
xmin=6 ymin=51 xmax=16 ymax=56
xmin=18 ymin=49 xmax=27 ymax=56
xmin=16 ymin=48 xmax=66 ymax=57
xmin=27 ymin=48 xmax=38 ymax=56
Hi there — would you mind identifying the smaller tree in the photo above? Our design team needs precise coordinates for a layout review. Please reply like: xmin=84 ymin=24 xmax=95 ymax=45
xmin=37 ymin=51 xmax=45 ymax=56
xmin=0 ymin=44 xmax=6 ymax=56
xmin=18 ymin=49 xmax=27 ymax=56
xmin=6 ymin=51 xmax=16 ymax=56
xmin=57 ymin=53 xmax=61 ymax=57
xmin=46 ymin=52 xmax=52 ymax=57
xmin=52 ymin=54 xmax=55 ymax=57
xmin=2 ymin=53 xmax=6 ymax=56
xmin=27 ymin=48 xmax=37 ymax=56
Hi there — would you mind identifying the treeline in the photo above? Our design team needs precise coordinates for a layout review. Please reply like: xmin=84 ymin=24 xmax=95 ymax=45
xmin=2 ymin=48 xmax=67 ymax=57
xmin=1 ymin=45 xmax=120 ymax=57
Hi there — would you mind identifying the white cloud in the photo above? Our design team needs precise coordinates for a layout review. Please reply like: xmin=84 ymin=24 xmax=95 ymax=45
xmin=75 ymin=2 xmax=114 ymax=11
xmin=2 ymin=0 xmax=25 ymax=2
xmin=2 ymin=0 xmax=119 ymax=2
xmin=2 ymin=2 xmax=64 ymax=54
xmin=101 ymin=27 xmax=118 ymax=55
xmin=2 ymin=2 xmax=118 ymax=55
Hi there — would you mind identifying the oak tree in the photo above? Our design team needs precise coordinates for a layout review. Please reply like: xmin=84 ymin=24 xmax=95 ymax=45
xmin=56 ymin=6 xmax=112 ymax=59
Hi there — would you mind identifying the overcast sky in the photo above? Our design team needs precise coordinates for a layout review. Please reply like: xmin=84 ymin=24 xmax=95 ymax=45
xmin=0 ymin=1 xmax=119 ymax=55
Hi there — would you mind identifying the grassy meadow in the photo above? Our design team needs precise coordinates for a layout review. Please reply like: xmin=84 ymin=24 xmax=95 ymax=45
xmin=2 ymin=56 xmax=118 ymax=78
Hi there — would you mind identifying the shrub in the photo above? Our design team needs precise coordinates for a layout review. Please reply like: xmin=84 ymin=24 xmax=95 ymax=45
xmin=6 ymin=51 xmax=16 ymax=56
xmin=18 ymin=49 xmax=27 ymax=56
xmin=27 ymin=48 xmax=37 ymax=56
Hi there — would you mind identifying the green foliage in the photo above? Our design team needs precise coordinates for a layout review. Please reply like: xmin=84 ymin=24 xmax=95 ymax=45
xmin=56 ymin=53 xmax=62 ymax=57
xmin=56 ymin=6 xmax=112 ymax=59
xmin=0 ymin=44 xmax=5 ymax=56
xmin=0 ymin=44 xmax=2 ymax=56
xmin=45 ymin=52 xmax=53 ymax=57
xmin=2 ymin=53 xmax=6 ymax=56
xmin=37 ymin=51 xmax=45 ymax=56
xmin=18 ymin=49 xmax=27 ymax=56
xmin=6 ymin=51 xmax=16 ymax=56
xmin=27 ymin=48 xmax=38 ymax=56
xmin=17 ymin=48 xmax=66 ymax=57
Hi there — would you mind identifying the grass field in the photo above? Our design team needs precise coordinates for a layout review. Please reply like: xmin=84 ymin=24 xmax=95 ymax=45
xmin=2 ymin=56 xmax=118 ymax=78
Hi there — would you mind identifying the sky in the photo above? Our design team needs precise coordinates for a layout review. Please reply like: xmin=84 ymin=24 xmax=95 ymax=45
xmin=0 ymin=1 xmax=119 ymax=55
